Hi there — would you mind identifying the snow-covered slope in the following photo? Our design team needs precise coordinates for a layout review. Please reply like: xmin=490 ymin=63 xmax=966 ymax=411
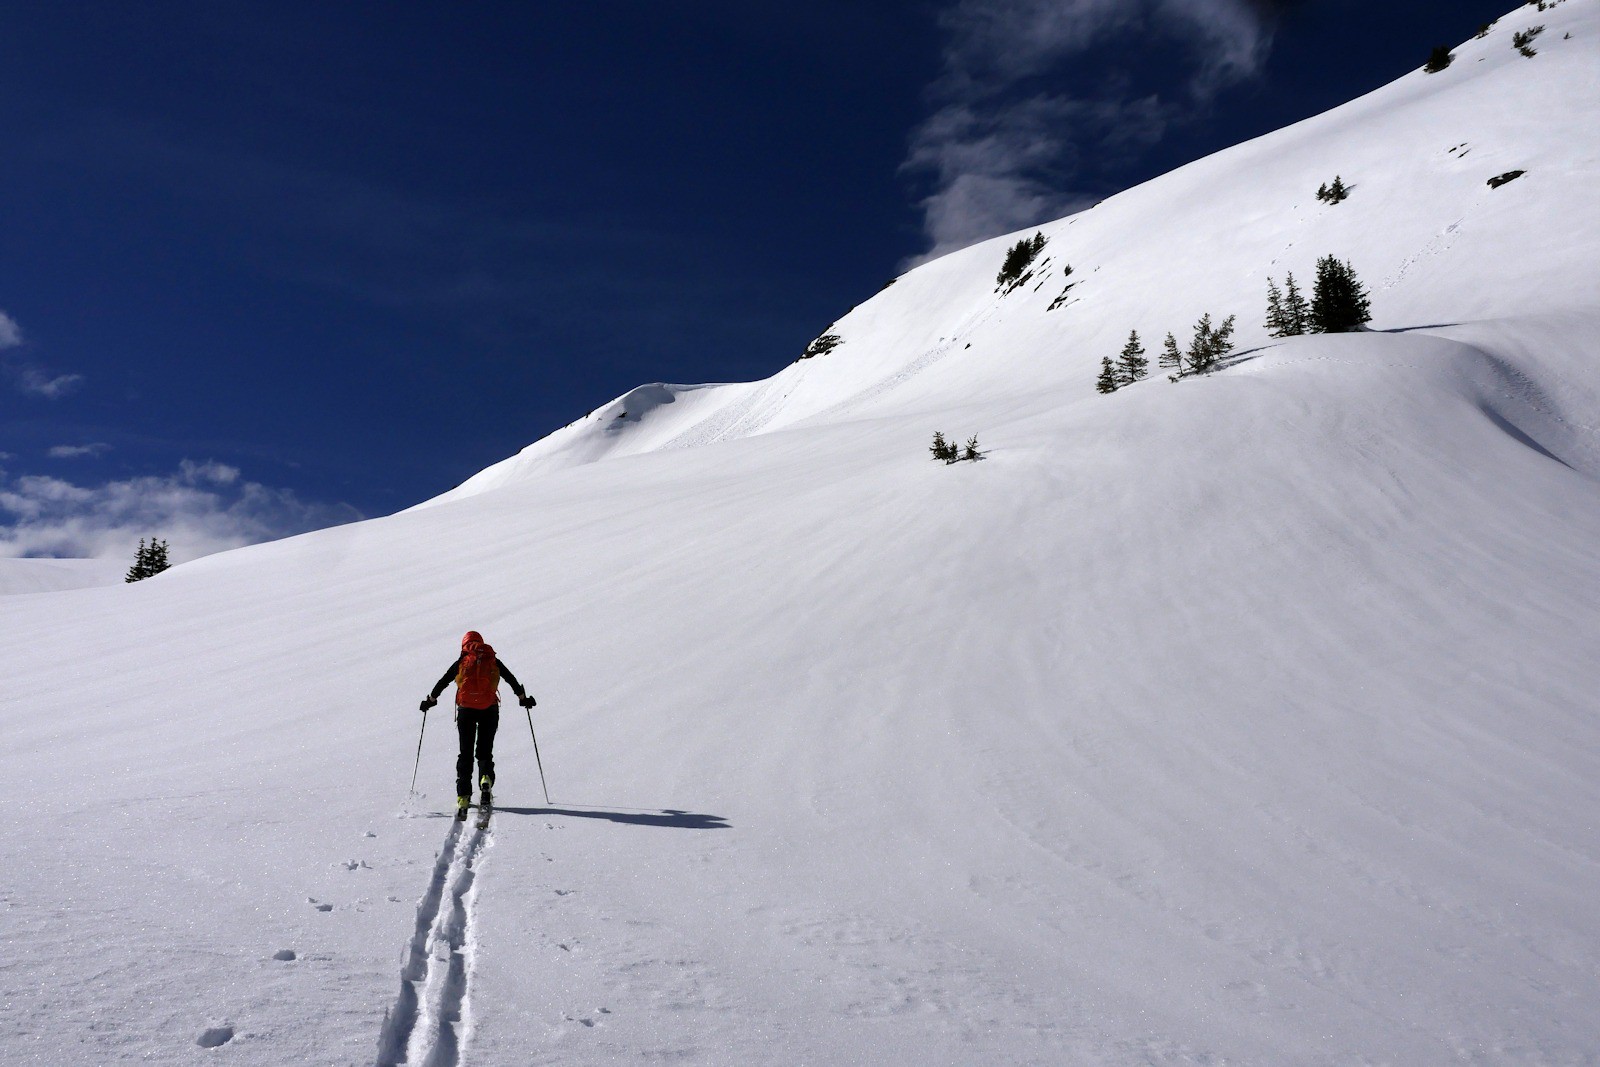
xmin=4 ymin=5 xmax=1599 ymax=1064
xmin=0 ymin=556 xmax=125 ymax=595
xmin=432 ymin=2 xmax=1596 ymax=499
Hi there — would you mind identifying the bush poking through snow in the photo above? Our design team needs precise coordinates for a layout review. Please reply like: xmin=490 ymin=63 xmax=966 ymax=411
xmin=800 ymin=332 xmax=843 ymax=360
xmin=1310 ymin=256 xmax=1373 ymax=333
xmin=1513 ymin=26 xmax=1544 ymax=56
xmin=1488 ymin=170 xmax=1527 ymax=189
xmin=1423 ymin=46 xmax=1455 ymax=73
xmin=930 ymin=432 xmax=982 ymax=463
xmin=126 ymin=538 xmax=171 ymax=583
xmin=995 ymin=233 xmax=1047 ymax=293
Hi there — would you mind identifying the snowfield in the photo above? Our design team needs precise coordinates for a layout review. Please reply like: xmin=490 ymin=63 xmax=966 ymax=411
xmin=3 ymin=4 xmax=1599 ymax=1064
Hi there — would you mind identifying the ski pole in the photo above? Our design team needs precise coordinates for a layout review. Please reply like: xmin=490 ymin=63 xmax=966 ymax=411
xmin=409 ymin=708 xmax=428 ymax=794
xmin=526 ymin=704 xmax=551 ymax=804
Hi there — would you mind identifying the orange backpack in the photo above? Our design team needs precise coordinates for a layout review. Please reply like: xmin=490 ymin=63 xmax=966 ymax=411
xmin=456 ymin=634 xmax=500 ymax=709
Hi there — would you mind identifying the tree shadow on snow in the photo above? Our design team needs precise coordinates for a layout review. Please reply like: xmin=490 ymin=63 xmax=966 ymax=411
xmin=496 ymin=805 xmax=731 ymax=830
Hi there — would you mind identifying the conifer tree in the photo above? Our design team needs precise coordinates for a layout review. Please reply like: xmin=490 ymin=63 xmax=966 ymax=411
xmin=1309 ymin=255 xmax=1372 ymax=333
xmin=1282 ymin=272 xmax=1310 ymax=336
xmin=1265 ymin=277 xmax=1287 ymax=337
xmin=1116 ymin=330 xmax=1148 ymax=384
xmin=930 ymin=431 xmax=955 ymax=462
xmin=125 ymin=537 xmax=171 ymax=583
xmin=1184 ymin=313 xmax=1237 ymax=375
xmin=1159 ymin=332 xmax=1182 ymax=374
xmin=963 ymin=436 xmax=980 ymax=461
xmin=1096 ymin=356 xmax=1121 ymax=394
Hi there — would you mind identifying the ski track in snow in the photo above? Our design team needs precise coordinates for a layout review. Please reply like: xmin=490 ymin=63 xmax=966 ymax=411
xmin=375 ymin=820 xmax=490 ymax=1067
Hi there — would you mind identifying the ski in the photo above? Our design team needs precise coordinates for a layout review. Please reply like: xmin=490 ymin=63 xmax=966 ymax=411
xmin=476 ymin=791 xmax=493 ymax=830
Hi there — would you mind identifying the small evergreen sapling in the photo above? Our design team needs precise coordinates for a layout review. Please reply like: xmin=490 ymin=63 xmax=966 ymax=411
xmin=1309 ymin=255 xmax=1372 ymax=333
xmin=125 ymin=537 xmax=171 ymax=582
xmin=930 ymin=431 xmax=981 ymax=462
xmin=1265 ymin=277 xmax=1286 ymax=336
xmin=1096 ymin=356 xmax=1121 ymax=394
xmin=1316 ymin=176 xmax=1350 ymax=204
xmin=1116 ymin=330 xmax=1148 ymax=385
xmin=1159 ymin=332 xmax=1182 ymax=374
xmin=1182 ymin=313 xmax=1236 ymax=376
xmin=1265 ymin=273 xmax=1310 ymax=337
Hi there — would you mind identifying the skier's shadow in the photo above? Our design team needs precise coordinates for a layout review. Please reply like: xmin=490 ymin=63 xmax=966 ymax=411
xmin=497 ymin=805 xmax=730 ymax=830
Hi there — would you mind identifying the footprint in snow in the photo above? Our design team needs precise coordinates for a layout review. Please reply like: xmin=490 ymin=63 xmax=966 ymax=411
xmin=272 ymin=949 xmax=296 ymax=962
xmin=196 ymin=1025 xmax=234 ymax=1048
xmin=307 ymin=897 xmax=334 ymax=912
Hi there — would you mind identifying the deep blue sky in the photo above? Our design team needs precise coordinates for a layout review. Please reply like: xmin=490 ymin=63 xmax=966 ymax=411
xmin=0 ymin=1 xmax=1517 ymax=557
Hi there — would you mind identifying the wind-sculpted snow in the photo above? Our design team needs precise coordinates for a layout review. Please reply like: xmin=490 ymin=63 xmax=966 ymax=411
xmin=3 ymin=3 xmax=1600 ymax=1064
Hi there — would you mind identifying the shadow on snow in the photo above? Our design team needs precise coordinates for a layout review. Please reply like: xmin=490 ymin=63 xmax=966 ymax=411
xmin=416 ymin=805 xmax=730 ymax=829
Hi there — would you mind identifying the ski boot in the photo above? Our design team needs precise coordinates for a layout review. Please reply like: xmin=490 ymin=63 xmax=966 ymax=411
xmin=455 ymin=795 xmax=470 ymax=821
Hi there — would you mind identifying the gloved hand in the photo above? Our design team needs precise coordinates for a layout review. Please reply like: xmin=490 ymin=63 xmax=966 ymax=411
xmin=519 ymin=694 xmax=536 ymax=709
xmin=420 ymin=697 xmax=437 ymax=712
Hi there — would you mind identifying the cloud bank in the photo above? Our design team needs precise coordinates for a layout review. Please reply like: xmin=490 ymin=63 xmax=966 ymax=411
xmin=905 ymin=0 xmax=1286 ymax=264
xmin=0 ymin=459 xmax=362 ymax=563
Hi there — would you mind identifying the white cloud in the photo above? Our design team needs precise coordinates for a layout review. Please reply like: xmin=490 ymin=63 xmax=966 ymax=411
xmin=11 ymin=364 xmax=86 ymax=399
xmin=0 ymin=461 xmax=362 ymax=563
xmin=0 ymin=308 xmax=86 ymax=397
xmin=47 ymin=443 xmax=113 ymax=460
xmin=904 ymin=0 xmax=1278 ymax=264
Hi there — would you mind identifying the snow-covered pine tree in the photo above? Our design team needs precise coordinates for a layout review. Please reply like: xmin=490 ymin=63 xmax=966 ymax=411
xmin=125 ymin=537 xmax=171 ymax=583
xmin=1096 ymin=356 xmax=1121 ymax=394
xmin=1309 ymin=255 xmax=1372 ymax=332
xmin=1116 ymin=330 xmax=1148 ymax=384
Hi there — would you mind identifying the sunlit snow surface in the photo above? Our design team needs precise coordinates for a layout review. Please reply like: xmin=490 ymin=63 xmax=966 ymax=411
xmin=3 ymin=5 xmax=1599 ymax=1063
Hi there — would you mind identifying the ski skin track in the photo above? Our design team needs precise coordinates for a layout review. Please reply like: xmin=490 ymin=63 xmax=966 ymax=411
xmin=375 ymin=818 xmax=490 ymax=1067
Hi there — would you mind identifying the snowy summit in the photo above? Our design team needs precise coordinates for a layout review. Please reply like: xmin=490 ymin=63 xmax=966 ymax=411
xmin=3 ymin=2 xmax=1600 ymax=1063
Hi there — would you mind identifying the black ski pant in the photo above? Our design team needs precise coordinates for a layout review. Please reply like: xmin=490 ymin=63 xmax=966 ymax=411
xmin=455 ymin=704 xmax=499 ymax=797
